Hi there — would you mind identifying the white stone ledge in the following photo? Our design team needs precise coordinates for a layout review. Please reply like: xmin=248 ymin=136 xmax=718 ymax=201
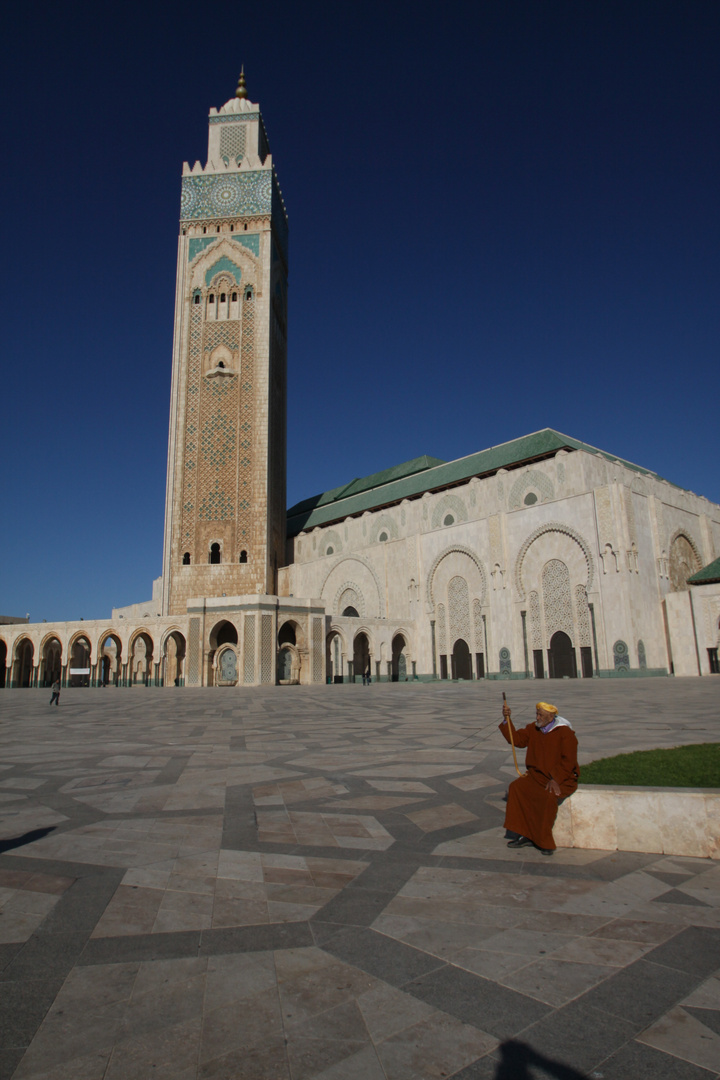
xmin=555 ymin=785 xmax=720 ymax=859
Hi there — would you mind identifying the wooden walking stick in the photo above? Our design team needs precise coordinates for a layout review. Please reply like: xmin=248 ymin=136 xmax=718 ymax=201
xmin=503 ymin=692 xmax=522 ymax=776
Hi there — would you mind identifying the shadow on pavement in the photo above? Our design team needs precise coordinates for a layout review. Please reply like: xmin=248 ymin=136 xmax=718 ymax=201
xmin=0 ymin=826 xmax=56 ymax=853
xmin=493 ymin=1041 xmax=589 ymax=1079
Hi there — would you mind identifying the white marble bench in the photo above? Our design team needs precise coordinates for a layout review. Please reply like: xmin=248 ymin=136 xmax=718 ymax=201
xmin=554 ymin=785 xmax=720 ymax=859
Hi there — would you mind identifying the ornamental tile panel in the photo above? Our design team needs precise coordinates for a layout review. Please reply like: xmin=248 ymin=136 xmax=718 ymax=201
xmin=219 ymin=124 xmax=246 ymax=162
xmin=180 ymin=171 xmax=272 ymax=221
xmin=208 ymin=112 xmax=260 ymax=124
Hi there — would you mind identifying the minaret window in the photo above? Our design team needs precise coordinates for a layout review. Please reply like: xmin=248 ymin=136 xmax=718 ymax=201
xmin=220 ymin=293 xmax=226 ymax=303
xmin=209 ymin=543 xmax=221 ymax=564
xmin=182 ymin=552 xmax=191 ymax=565
xmin=231 ymin=292 xmax=237 ymax=302
xmin=245 ymin=289 xmax=253 ymax=301
xmin=209 ymin=295 xmax=215 ymax=304
xmin=193 ymin=295 xmax=200 ymax=305
xmin=239 ymin=550 xmax=248 ymax=563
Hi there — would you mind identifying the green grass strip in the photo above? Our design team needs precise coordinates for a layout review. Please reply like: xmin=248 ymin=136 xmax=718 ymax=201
xmin=582 ymin=743 xmax=720 ymax=788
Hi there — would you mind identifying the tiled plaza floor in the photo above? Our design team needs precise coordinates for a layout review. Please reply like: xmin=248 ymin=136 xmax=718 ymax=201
xmin=0 ymin=677 xmax=719 ymax=1079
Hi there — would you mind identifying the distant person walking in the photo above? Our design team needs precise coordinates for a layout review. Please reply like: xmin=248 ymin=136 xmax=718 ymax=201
xmin=363 ymin=661 xmax=371 ymax=686
xmin=49 ymin=678 xmax=61 ymax=706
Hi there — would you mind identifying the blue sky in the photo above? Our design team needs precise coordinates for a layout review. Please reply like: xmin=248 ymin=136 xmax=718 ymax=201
xmin=2 ymin=0 xmax=719 ymax=622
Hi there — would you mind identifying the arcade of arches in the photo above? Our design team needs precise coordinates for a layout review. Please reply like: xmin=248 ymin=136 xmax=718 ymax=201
xmin=0 ymin=629 xmax=189 ymax=689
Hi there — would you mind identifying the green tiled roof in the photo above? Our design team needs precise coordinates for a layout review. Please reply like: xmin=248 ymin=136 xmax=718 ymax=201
xmin=286 ymin=428 xmax=676 ymax=537
xmin=688 ymin=556 xmax=720 ymax=585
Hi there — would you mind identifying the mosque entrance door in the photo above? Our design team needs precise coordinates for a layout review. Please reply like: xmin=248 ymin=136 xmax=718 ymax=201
xmin=451 ymin=639 xmax=472 ymax=680
xmin=278 ymin=646 xmax=293 ymax=682
xmin=548 ymin=631 xmax=577 ymax=679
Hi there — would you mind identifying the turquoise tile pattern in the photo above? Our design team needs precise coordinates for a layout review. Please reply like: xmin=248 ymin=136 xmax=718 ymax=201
xmin=181 ymin=171 xmax=272 ymax=221
xmin=208 ymin=111 xmax=260 ymax=124
xmin=205 ymin=256 xmax=241 ymax=287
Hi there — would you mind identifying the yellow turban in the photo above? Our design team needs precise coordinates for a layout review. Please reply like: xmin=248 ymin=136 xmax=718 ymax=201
xmin=536 ymin=702 xmax=558 ymax=715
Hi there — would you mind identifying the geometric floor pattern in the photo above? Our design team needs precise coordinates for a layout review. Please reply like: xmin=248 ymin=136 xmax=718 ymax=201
xmin=1 ymin=677 xmax=719 ymax=1079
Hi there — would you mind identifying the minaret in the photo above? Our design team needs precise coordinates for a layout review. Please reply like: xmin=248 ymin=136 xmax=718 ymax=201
xmin=161 ymin=72 xmax=288 ymax=616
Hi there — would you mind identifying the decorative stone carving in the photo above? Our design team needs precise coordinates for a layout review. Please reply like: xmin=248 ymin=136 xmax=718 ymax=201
xmin=437 ymin=603 xmax=447 ymax=652
xmin=508 ymin=469 xmax=554 ymax=510
xmin=448 ymin=577 xmax=471 ymax=647
xmin=668 ymin=532 xmax=702 ymax=592
xmin=575 ymin=584 xmax=591 ymax=647
xmin=472 ymin=598 xmax=483 ymax=651
xmin=336 ymin=585 xmax=362 ymax=617
xmin=542 ymin=560 xmax=574 ymax=640
xmin=431 ymin=494 xmax=468 ymax=530
xmin=525 ymin=592 xmax=540 ymax=651
xmin=515 ymin=523 xmax=595 ymax=602
xmin=426 ymin=546 xmax=487 ymax=608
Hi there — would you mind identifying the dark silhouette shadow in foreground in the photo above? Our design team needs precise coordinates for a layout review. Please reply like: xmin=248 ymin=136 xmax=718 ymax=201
xmin=0 ymin=826 xmax=56 ymax=854
xmin=493 ymin=1041 xmax=590 ymax=1080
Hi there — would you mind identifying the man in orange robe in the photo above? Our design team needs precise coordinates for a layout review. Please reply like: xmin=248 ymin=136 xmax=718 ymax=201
xmin=500 ymin=701 xmax=579 ymax=855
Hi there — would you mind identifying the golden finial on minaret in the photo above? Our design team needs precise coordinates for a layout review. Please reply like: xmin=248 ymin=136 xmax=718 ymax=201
xmin=235 ymin=66 xmax=248 ymax=100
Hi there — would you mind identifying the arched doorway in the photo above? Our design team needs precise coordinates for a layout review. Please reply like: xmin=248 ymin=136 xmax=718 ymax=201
xmin=101 ymin=635 xmax=122 ymax=686
xmin=209 ymin=621 xmax=238 ymax=686
xmin=41 ymin=638 xmax=62 ymax=687
xmin=216 ymin=646 xmax=238 ymax=686
xmin=130 ymin=633 xmax=154 ymax=686
xmin=277 ymin=621 xmax=302 ymax=685
xmin=69 ymin=636 xmax=91 ymax=686
xmin=164 ymin=632 xmax=186 ymax=687
xmin=392 ymin=634 xmax=408 ymax=682
xmin=548 ymin=631 xmax=577 ymax=679
xmin=0 ymin=640 xmax=6 ymax=687
xmin=326 ymin=631 xmax=344 ymax=683
xmin=13 ymin=639 xmax=34 ymax=687
xmin=353 ymin=632 xmax=370 ymax=683
xmin=451 ymin=639 xmax=472 ymax=680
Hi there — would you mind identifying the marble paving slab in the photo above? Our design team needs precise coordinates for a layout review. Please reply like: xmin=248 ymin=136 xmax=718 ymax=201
xmin=1 ymin=678 xmax=719 ymax=1079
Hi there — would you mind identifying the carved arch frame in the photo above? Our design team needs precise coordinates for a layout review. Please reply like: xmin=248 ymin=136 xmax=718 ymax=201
xmin=426 ymin=546 xmax=488 ymax=609
xmin=668 ymin=528 xmax=703 ymax=570
xmin=514 ymin=522 xmax=595 ymax=602
xmin=369 ymin=515 xmax=399 ymax=544
xmin=321 ymin=555 xmax=386 ymax=618
xmin=431 ymin=493 xmax=469 ymax=530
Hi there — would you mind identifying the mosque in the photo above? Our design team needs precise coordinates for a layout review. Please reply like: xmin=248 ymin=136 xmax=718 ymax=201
xmin=3 ymin=76 xmax=720 ymax=690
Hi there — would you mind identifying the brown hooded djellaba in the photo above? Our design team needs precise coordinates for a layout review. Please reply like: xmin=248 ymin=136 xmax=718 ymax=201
xmin=500 ymin=718 xmax=579 ymax=850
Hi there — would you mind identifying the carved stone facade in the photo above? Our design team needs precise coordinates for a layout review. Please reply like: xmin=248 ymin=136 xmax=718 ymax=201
xmin=3 ymin=84 xmax=720 ymax=691
xmin=162 ymin=87 xmax=288 ymax=617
